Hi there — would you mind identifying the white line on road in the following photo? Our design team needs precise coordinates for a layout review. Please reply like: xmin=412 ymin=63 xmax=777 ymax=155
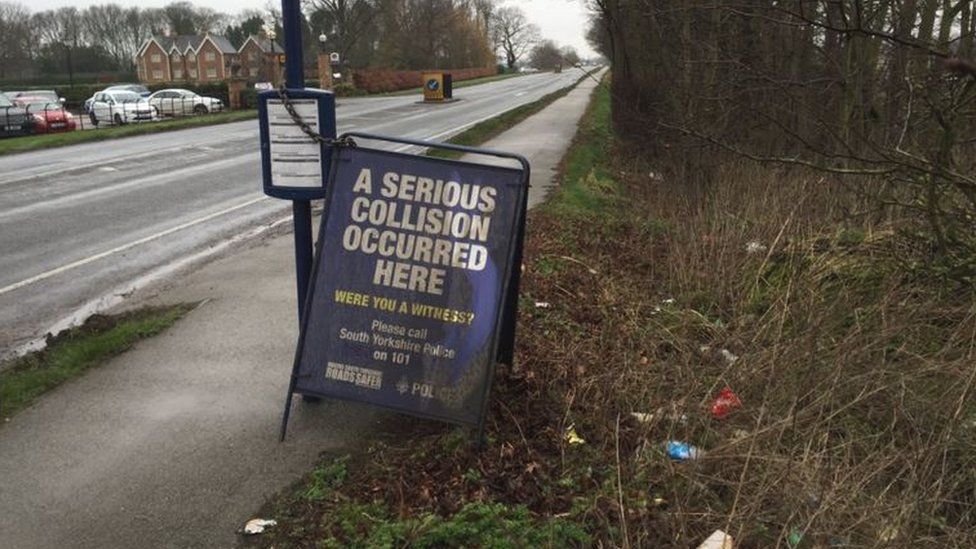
xmin=0 ymin=195 xmax=268 ymax=297
xmin=0 ymin=152 xmax=258 ymax=221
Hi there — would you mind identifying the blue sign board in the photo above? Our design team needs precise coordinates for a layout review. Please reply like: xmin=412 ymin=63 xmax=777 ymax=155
xmin=288 ymin=144 xmax=527 ymax=426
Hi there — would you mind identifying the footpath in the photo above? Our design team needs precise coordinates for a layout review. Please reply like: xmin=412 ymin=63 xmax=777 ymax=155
xmin=0 ymin=69 xmax=606 ymax=549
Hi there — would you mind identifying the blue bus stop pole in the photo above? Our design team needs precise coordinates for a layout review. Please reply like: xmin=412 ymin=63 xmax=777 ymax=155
xmin=280 ymin=0 xmax=327 ymax=410
xmin=282 ymin=0 xmax=312 ymax=325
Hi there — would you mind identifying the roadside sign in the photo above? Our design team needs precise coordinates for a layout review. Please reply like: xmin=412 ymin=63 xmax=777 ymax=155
xmin=422 ymin=72 xmax=444 ymax=101
xmin=258 ymin=88 xmax=336 ymax=200
xmin=329 ymin=51 xmax=340 ymax=63
xmin=284 ymin=139 xmax=528 ymax=429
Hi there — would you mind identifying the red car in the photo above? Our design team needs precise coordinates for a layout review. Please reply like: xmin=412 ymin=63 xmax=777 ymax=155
xmin=7 ymin=91 xmax=77 ymax=134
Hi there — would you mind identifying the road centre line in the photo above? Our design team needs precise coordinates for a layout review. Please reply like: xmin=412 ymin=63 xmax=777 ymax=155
xmin=0 ymin=152 xmax=258 ymax=221
xmin=0 ymin=195 xmax=269 ymax=297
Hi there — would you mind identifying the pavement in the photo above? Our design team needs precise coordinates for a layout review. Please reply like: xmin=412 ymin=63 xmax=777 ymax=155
xmin=0 ymin=68 xmax=606 ymax=548
xmin=0 ymin=69 xmax=589 ymax=358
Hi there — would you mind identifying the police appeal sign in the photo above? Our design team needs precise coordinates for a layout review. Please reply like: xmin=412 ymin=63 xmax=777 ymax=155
xmin=291 ymin=146 xmax=525 ymax=424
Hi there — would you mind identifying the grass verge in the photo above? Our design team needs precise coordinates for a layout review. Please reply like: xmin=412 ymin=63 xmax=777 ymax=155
xmin=427 ymin=68 xmax=601 ymax=159
xmin=244 ymin=73 xmax=976 ymax=547
xmin=0 ymin=304 xmax=193 ymax=419
xmin=0 ymin=110 xmax=257 ymax=156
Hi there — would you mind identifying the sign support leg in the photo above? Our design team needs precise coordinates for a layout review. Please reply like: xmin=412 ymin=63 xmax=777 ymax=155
xmin=497 ymin=175 xmax=530 ymax=366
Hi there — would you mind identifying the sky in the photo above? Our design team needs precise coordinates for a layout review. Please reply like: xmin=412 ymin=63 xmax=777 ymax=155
xmin=23 ymin=0 xmax=597 ymax=57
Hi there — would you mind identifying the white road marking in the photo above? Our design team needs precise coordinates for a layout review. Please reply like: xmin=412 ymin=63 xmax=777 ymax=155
xmin=2 ymin=211 xmax=293 ymax=361
xmin=0 ymin=195 xmax=268 ymax=297
xmin=0 ymin=152 xmax=258 ymax=221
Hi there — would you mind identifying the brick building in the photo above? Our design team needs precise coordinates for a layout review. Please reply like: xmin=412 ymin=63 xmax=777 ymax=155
xmin=136 ymin=34 xmax=281 ymax=84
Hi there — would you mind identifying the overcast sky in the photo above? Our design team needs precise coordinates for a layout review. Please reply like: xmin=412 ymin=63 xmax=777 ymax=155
xmin=23 ymin=0 xmax=596 ymax=57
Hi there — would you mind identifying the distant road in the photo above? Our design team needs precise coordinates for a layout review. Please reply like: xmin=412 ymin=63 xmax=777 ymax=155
xmin=0 ymin=69 xmax=587 ymax=355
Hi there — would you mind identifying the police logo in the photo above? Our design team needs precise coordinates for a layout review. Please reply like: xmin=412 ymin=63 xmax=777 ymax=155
xmin=426 ymin=79 xmax=440 ymax=91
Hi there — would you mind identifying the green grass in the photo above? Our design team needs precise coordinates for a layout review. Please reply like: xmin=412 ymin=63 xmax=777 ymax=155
xmin=313 ymin=500 xmax=589 ymax=548
xmin=427 ymin=68 xmax=601 ymax=160
xmin=0 ymin=304 xmax=192 ymax=418
xmin=374 ymin=72 xmax=525 ymax=97
xmin=0 ymin=111 xmax=257 ymax=156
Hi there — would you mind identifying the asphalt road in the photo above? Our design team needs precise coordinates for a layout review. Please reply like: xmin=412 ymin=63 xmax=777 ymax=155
xmin=0 ymin=69 xmax=586 ymax=357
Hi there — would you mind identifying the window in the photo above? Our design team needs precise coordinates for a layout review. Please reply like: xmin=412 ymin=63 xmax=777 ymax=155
xmin=205 ymin=51 xmax=216 ymax=61
xmin=249 ymin=67 xmax=258 ymax=77
xmin=152 ymin=69 xmax=163 ymax=79
xmin=189 ymin=69 xmax=198 ymax=79
xmin=151 ymin=53 xmax=161 ymax=63
xmin=206 ymin=68 xmax=217 ymax=78
xmin=174 ymin=69 xmax=183 ymax=79
xmin=172 ymin=53 xmax=179 ymax=60
xmin=188 ymin=53 xmax=196 ymax=62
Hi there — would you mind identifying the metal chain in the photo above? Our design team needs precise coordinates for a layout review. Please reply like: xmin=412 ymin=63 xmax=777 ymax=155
xmin=276 ymin=85 xmax=356 ymax=147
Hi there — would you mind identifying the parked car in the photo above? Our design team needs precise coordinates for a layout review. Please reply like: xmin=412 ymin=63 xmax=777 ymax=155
xmin=7 ymin=90 xmax=76 ymax=133
xmin=0 ymin=93 xmax=31 ymax=138
xmin=148 ymin=89 xmax=224 ymax=116
xmin=88 ymin=90 xmax=158 ymax=126
xmin=84 ymin=84 xmax=151 ymax=113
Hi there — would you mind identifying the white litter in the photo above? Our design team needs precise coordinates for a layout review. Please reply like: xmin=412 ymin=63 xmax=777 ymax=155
xmin=719 ymin=349 xmax=739 ymax=365
xmin=243 ymin=518 xmax=277 ymax=535
xmin=661 ymin=298 xmax=675 ymax=305
xmin=745 ymin=241 xmax=768 ymax=254
xmin=631 ymin=412 xmax=654 ymax=423
xmin=534 ymin=301 xmax=551 ymax=308
xmin=697 ymin=529 xmax=734 ymax=549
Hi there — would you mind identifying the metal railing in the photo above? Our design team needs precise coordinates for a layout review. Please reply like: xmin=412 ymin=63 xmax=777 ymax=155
xmin=0 ymin=94 xmax=226 ymax=138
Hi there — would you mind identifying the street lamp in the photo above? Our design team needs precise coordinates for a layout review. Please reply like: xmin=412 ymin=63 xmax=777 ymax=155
xmin=265 ymin=26 xmax=278 ymax=86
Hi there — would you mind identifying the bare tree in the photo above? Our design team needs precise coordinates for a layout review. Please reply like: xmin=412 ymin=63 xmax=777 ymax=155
xmin=529 ymin=38 xmax=562 ymax=71
xmin=560 ymin=45 xmax=579 ymax=66
xmin=0 ymin=1 xmax=33 ymax=79
xmin=306 ymin=0 xmax=380 ymax=63
xmin=490 ymin=5 xmax=539 ymax=70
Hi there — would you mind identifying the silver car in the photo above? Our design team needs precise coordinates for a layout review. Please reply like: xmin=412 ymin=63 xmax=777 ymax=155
xmin=148 ymin=89 xmax=224 ymax=117
xmin=89 ymin=90 xmax=158 ymax=126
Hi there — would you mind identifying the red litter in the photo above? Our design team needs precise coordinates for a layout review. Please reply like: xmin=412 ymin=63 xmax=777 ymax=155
xmin=710 ymin=387 xmax=742 ymax=419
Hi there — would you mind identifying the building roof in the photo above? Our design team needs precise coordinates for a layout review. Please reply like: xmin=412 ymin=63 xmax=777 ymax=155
xmin=207 ymin=35 xmax=239 ymax=54
xmin=242 ymin=35 xmax=283 ymax=54
xmin=140 ymin=34 xmax=238 ymax=56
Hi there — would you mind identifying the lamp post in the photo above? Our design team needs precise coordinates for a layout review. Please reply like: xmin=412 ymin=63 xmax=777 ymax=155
xmin=266 ymin=26 xmax=279 ymax=86
xmin=316 ymin=32 xmax=333 ymax=89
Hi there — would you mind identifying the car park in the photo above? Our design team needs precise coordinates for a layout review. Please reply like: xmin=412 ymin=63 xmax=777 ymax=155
xmin=7 ymin=90 xmax=76 ymax=134
xmin=148 ymin=89 xmax=224 ymax=116
xmin=88 ymin=90 xmax=158 ymax=126
xmin=0 ymin=93 xmax=32 ymax=137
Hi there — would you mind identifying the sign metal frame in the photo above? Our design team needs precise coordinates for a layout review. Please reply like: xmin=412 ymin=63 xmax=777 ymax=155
xmin=280 ymin=131 xmax=531 ymax=444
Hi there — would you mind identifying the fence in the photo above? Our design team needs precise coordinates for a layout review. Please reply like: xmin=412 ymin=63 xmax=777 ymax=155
xmin=0 ymin=93 xmax=226 ymax=138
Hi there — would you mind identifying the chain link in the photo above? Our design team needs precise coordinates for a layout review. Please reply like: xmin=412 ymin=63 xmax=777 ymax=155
xmin=276 ymin=86 xmax=356 ymax=148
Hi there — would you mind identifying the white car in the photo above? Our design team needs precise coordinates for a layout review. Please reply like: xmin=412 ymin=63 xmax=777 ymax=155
xmin=148 ymin=89 xmax=224 ymax=117
xmin=88 ymin=90 xmax=157 ymax=126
